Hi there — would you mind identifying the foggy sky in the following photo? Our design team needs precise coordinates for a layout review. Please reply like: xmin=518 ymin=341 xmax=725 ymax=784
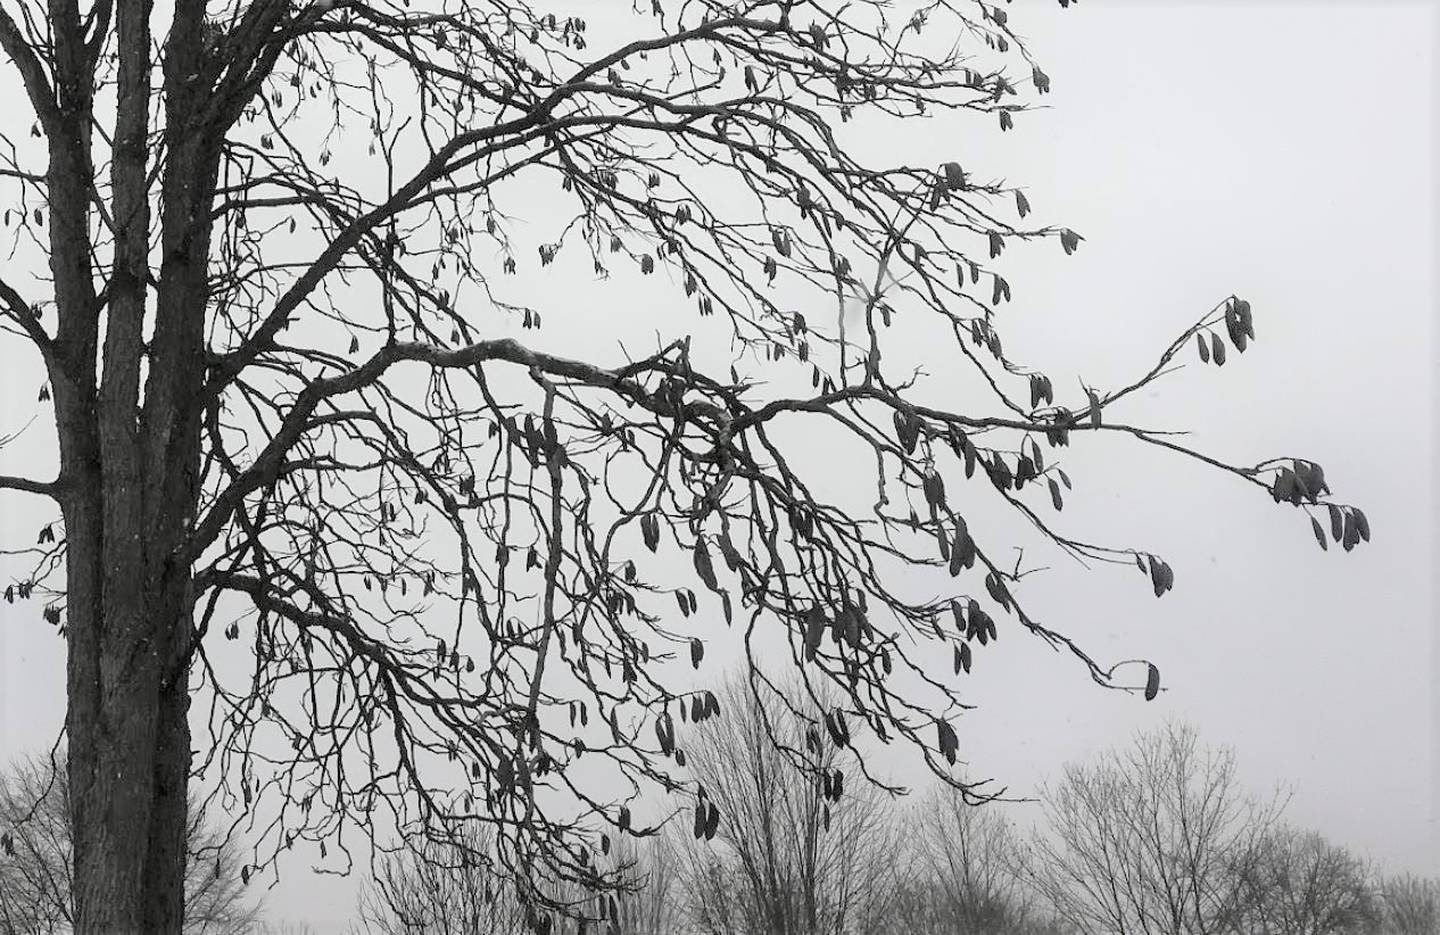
xmin=0 ymin=1 xmax=1434 ymax=929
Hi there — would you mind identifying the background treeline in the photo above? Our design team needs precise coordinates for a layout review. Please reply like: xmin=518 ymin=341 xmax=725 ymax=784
xmin=2 ymin=682 xmax=1434 ymax=935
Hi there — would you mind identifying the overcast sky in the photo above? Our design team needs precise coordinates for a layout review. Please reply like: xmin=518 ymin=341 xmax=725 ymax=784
xmin=937 ymin=0 xmax=1435 ymax=880
xmin=0 ymin=1 xmax=1434 ymax=929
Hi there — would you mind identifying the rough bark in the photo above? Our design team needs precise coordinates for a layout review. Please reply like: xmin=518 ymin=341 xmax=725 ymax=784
xmin=50 ymin=1 xmax=216 ymax=928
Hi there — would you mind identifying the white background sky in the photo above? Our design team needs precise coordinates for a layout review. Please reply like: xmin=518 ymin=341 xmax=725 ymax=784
xmin=0 ymin=1 xmax=1435 ymax=929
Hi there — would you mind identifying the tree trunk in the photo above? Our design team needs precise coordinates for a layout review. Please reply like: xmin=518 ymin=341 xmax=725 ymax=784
xmin=53 ymin=0 xmax=220 ymax=924
xmin=58 ymin=259 xmax=208 ymax=932
xmin=61 ymin=418 xmax=197 ymax=933
xmin=64 ymin=569 xmax=193 ymax=933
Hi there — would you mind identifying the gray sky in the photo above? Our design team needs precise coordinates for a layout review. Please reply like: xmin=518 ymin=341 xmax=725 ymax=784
xmin=0 ymin=0 xmax=1435 ymax=928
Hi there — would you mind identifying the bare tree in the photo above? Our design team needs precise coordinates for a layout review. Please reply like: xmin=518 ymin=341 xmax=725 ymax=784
xmin=0 ymin=0 xmax=1371 ymax=929
xmin=888 ymin=785 xmax=1045 ymax=935
xmin=670 ymin=677 xmax=898 ymax=935
xmin=354 ymin=825 xmax=531 ymax=935
xmin=1231 ymin=826 xmax=1379 ymax=935
xmin=1380 ymin=875 xmax=1440 ymax=935
xmin=356 ymin=825 xmax=673 ymax=935
xmin=1027 ymin=722 xmax=1281 ymax=935
xmin=253 ymin=924 xmax=321 ymax=935
xmin=0 ymin=753 xmax=260 ymax=935
xmin=606 ymin=836 xmax=684 ymax=935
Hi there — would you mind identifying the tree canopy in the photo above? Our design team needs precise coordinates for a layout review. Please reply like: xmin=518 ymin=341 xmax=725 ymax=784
xmin=0 ymin=0 xmax=1370 ymax=930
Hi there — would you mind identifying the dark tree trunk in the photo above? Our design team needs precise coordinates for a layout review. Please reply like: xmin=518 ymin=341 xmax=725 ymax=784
xmin=53 ymin=0 xmax=217 ymax=927
xmin=60 ymin=283 xmax=204 ymax=934
xmin=57 ymin=206 xmax=211 ymax=930
xmin=64 ymin=568 xmax=193 ymax=934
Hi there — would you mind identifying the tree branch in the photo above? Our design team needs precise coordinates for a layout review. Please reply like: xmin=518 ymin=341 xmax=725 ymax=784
xmin=0 ymin=473 xmax=60 ymax=499
xmin=0 ymin=273 xmax=53 ymax=358
xmin=0 ymin=5 xmax=59 ymax=131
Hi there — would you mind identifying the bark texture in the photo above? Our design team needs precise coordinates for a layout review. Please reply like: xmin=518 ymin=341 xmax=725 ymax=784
xmin=46 ymin=2 xmax=221 ymax=929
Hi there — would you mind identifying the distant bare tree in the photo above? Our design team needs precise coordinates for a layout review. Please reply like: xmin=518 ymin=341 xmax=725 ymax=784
xmin=888 ymin=785 xmax=1044 ymax=935
xmin=1381 ymin=874 xmax=1440 ymax=935
xmin=254 ymin=924 xmax=321 ymax=935
xmin=355 ymin=825 xmax=530 ymax=935
xmin=671 ymin=677 xmax=898 ymax=935
xmin=606 ymin=836 xmax=683 ymax=935
xmin=0 ymin=753 xmax=260 ymax=935
xmin=356 ymin=824 xmax=674 ymax=935
xmin=1027 ymin=722 xmax=1281 ymax=935
xmin=1232 ymin=826 xmax=1379 ymax=935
